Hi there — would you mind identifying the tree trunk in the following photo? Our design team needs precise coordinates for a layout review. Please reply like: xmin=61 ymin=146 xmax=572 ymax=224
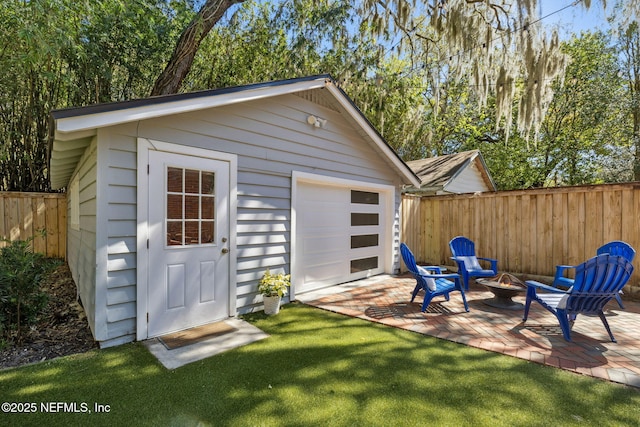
xmin=150 ymin=0 xmax=245 ymax=96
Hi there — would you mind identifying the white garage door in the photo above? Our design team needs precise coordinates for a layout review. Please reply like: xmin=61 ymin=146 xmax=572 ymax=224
xmin=294 ymin=178 xmax=389 ymax=294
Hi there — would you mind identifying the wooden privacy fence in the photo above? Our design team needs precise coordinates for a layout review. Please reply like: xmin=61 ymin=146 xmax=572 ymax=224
xmin=0 ymin=192 xmax=67 ymax=259
xmin=401 ymin=182 xmax=640 ymax=290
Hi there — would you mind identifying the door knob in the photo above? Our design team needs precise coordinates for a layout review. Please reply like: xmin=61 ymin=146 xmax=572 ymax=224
xmin=221 ymin=248 xmax=229 ymax=254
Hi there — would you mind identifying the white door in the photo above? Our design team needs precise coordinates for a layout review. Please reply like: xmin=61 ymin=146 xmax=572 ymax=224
xmin=147 ymin=150 xmax=230 ymax=337
xmin=295 ymin=180 xmax=387 ymax=293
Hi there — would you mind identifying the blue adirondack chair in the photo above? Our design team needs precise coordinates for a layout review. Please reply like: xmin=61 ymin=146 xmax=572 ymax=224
xmin=449 ymin=236 xmax=498 ymax=290
xmin=554 ymin=241 xmax=635 ymax=309
xmin=523 ymin=253 xmax=634 ymax=342
xmin=400 ymin=243 xmax=469 ymax=313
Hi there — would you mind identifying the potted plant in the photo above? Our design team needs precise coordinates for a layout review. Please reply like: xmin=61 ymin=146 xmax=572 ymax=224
xmin=258 ymin=269 xmax=290 ymax=315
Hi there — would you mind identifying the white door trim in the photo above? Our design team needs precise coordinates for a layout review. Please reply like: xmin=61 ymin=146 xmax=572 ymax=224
xmin=136 ymin=138 xmax=238 ymax=340
xmin=290 ymin=171 xmax=395 ymax=301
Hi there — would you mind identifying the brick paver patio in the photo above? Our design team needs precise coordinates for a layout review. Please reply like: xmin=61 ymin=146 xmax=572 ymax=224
xmin=298 ymin=275 xmax=640 ymax=388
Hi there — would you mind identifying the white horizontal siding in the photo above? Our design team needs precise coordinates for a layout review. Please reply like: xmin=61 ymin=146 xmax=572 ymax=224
xmin=66 ymin=138 xmax=98 ymax=337
xmin=107 ymin=253 xmax=136 ymax=271
xmin=236 ymin=244 xmax=288 ymax=259
xmin=107 ymin=285 xmax=136 ymax=305
xmin=101 ymin=319 xmax=135 ymax=343
xmin=107 ymin=269 xmax=136 ymax=288
xmin=106 ymin=301 xmax=136 ymax=322
xmin=80 ymin=182 xmax=97 ymax=207
xmin=236 ymin=210 xmax=289 ymax=222
xmin=236 ymin=255 xmax=289 ymax=271
xmin=108 ymin=237 xmax=136 ymax=254
xmin=237 ymin=233 xmax=289 ymax=246
xmin=108 ymin=168 xmax=137 ymax=186
xmin=107 ymin=220 xmax=136 ymax=237
xmin=238 ymin=196 xmax=290 ymax=210
xmin=107 ymin=204 xmax=136 ymax=220
xmin=445 ymin=162 xmax=490 ymax=194
xmin=238 ymin=171 xmax=290 ymax=188
xmin=139 ymin=98 xmax=393 ymax=184
xmin=237 ymin=222 xmax=289 ymax=233
xmin=108 ymin=185 xmax=136 ymax=204
xmin=100 ymin=127 xmax=138 ymax=345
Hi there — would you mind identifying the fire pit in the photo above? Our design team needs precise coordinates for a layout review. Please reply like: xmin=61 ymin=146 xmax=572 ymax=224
xmin=476 ymin=274 xmax=526 ymax=310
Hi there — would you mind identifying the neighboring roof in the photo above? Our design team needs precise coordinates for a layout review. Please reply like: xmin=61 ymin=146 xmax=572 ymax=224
xmin=49 ymin=74 xmax=420 ymax=189
xmin=405 ymin=150 xmax=496 ymax=194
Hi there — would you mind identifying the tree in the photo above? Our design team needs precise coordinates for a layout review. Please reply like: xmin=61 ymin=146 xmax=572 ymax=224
xmin=535 ymin=31 xmax=626 ymax=186
xmin=151 ymin=0 xmax=246 ymax=96
xmin=184 ymin=0 xmax=375 ymax=89
xmin=152 ymin=0 xmax=637 ymax=139
xmin=476 ymin=31 xmax=631 ymax=189
xmin=0 ymin=0 xmax=75 ymax=191
xmin=619 ymin=22 xmax=640 ymax=180
xmin=0 ymin=0 xmax=185 ymax=191
xmin=476 ymin=30 xmax=636 ymax=189
xmin=358 ymin=0 xmax=638 ymax=139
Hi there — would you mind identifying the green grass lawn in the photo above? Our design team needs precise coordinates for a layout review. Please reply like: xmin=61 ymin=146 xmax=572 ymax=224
xmin=2 ymin=303 xmax=639 ymax=426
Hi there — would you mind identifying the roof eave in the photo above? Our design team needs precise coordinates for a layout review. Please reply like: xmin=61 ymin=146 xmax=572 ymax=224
xmin=52 ymin=76 xmax=330 ymax=137
xmin=475 ymin=152 xmax=497 ymax=191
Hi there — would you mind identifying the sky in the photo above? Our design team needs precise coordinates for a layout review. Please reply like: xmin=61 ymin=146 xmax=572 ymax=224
xmin=538 ymin=0 xmax=612 ymax=38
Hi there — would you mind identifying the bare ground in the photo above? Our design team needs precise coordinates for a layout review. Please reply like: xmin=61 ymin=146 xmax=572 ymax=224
xmin=0 ymin=263 xmax=97 ymax=370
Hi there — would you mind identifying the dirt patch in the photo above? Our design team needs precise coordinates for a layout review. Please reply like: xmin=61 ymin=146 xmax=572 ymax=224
xmin=0 ymin=263 xmax=97 ymax=370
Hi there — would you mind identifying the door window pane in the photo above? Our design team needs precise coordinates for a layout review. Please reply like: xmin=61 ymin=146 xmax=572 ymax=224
xmin=201 ymin=221 xmax=214 ymax=244
xmin=201 ymin=197 xmax=215 ymax=220
xmin=167 ymin=167 xmax=182 ymax=192
xmin=167 ymin=221 xmax=182 ymax=246
xmin=166 ymin=166 xmax=216 ymax=246
xmin=202 ymin=172 xmax=215 ymax=194
xmin=184 ymin=169 xmax=200 ymax=193
xmin=185 ymin=196 xmax=199 ymax=219
xmin=184 ymin=221 xmax=199 ymax=245
xmin=167 ymin=195 xmax=183 ymax=219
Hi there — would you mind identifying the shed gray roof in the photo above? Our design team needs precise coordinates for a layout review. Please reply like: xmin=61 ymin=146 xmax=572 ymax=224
xmin=405 ymin=150 xmax=496 ymax=193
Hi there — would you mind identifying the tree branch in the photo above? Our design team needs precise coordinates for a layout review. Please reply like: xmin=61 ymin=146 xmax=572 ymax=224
xmin=150 ymin=0 xmax=245 ymax=96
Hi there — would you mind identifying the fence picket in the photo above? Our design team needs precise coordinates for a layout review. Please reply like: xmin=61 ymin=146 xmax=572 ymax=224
xmin=0 ymin=192 xmax=66 ymax=259
xmin=401 ymin=183 xmax=640 ymax=291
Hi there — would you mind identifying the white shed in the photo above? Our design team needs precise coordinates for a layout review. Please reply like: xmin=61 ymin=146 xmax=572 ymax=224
xmin=48 ymin=75 xmax=420 ymax=348
xmin=404 ymin=150 xmax=496 ymax=195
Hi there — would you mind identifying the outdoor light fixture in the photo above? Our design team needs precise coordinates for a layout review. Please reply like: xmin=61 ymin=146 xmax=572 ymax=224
xmin=306 ymin=115 xmax=327 ymax=128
